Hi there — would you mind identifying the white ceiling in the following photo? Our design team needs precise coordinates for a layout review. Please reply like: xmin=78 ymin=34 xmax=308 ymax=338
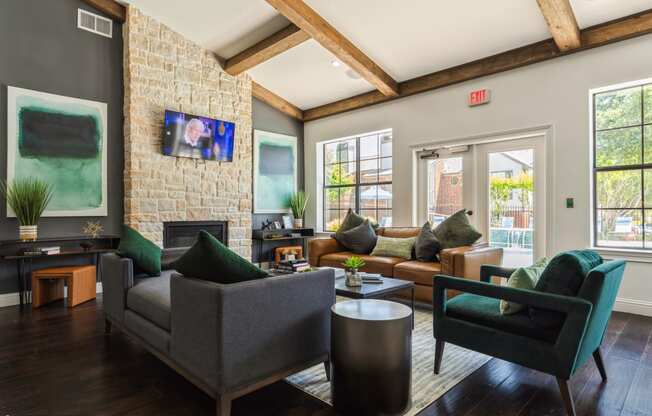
xmin=123 ymin=0 xmax=652 ymax=110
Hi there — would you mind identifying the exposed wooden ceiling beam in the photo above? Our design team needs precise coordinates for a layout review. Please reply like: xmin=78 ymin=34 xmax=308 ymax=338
xmin=252 ymin=82 xmax=304 ymax=121
xmin=79 ymin=0 xmax=126 ymax=23
xmin=536 ymin=0 xmax=581 ymax=51
xmin=303 ymin=9 xmax=652 ymax=122
xmin=225 ymin=24 xmax=310 ymax=76
xmin=265 ymin=0 xmax=399 ymax=97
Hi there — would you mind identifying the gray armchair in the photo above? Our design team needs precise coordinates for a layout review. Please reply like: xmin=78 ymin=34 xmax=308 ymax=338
xmin=101 ymin=250 xmax=335 ymax=416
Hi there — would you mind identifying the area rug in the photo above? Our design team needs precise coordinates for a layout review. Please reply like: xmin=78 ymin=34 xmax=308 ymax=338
xmin=286 ymin=300 xmax=490 ymax=415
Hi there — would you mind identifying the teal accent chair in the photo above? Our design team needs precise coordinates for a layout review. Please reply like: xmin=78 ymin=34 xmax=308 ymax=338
xmin=432 ymin=260 xmax=626 ymax=416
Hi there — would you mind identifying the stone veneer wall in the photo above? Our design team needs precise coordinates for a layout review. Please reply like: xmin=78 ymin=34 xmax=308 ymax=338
xmin=123 ymin=7 xmax=253 ymax=258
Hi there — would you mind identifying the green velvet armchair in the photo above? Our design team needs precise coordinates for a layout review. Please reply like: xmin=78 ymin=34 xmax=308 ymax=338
xmin=432 ymin=259 xmax=626 ymax=416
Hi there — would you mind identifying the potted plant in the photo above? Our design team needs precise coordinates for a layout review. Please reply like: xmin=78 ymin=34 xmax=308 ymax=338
xmin=288 ymin=191 xmax=309 ymax=229
xmin=0 ymin=177 xmax=53 ymax=241
xmin=342 ymin=256 xmax=365 ymax=287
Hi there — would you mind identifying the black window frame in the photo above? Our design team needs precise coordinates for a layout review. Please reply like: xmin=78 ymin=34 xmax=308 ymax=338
xmin=322 ymin=133 xmax=392 ymax=232
xmin=592 ymin=81 xmax=652 ymax=250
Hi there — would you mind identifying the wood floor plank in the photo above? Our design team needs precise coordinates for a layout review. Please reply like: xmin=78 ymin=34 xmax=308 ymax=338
xmin=610 ymin=314 xmax=652 ymax=362
xmin=621 ymin=365 xmax=652 ymax=416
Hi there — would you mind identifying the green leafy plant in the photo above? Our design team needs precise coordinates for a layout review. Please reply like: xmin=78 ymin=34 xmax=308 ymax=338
xmin=0 ymin=178 xmax=54 ymax=225
xmin=288 ymin=191 xmax=309 ymax=219
xmin=342 ymin=256 xmax=366 ymax=271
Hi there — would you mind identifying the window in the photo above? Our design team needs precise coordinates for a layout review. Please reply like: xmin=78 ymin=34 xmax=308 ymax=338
xmin=322 ymin=131 xmax=392 ymax=231
xmin=592 ymin=80 xmax=652 ymax=249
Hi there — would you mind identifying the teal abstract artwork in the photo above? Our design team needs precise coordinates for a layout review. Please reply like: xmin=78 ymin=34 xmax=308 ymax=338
xmin=253 ymin=130 xmax=297 ymax=213
xmin=7 ymin=86 xmax=107 ymax=217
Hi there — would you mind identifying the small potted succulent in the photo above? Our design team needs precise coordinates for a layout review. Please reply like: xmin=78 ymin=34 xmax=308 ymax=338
xmin=288 ymin=191 xmax=309 ymax=229
xmin=342 ymin=256 xmax=365 ymax=287
xmin=0 ymin=177 xmax=53 ymax=241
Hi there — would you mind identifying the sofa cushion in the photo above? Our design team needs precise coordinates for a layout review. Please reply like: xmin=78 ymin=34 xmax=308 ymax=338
xmin=434 ymin=210 xmax=482 ymax=249
xmin=319 ymin=251 xmax=404 ymax=276
xmin=393 ymin=260 xmax=441 ymax=286
xmin=127 ymin=271 xmax=173 ymax=331
xmin=414 ymin=222 xmax=441 ymax=262
xmin=529 ymin=250 xmax=603 ymax=328
xmin=447 ymin=293 xmax=558 ymax=343
xmin=335 ymin=220 xmax=378 ymax=254
xmin=172 ymin=230 xmax=268 ymax=284
xmin=378 ymin=227 xmax=420 ymax=238
xmin=117 ymin=225 xmax=162 ymax=276
xmin=371 ymin=235 xmax=416 ymax=260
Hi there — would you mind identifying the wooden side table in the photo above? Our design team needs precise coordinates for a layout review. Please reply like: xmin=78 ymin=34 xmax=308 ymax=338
xmin=31 ymin=265 xmax=97 ymax=309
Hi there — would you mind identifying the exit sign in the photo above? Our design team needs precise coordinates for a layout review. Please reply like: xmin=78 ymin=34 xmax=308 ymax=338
xmin=469 ymin=89 xmax=491 ymax=106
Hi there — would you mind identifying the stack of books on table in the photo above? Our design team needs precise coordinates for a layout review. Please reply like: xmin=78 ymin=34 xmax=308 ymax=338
xmin=275 ymin=259 xmax=311 ymax=273
xmin=360 ymin=272 xmax=383 ymax=284
xmin=40 ymin=246 xmax=61 ymax=255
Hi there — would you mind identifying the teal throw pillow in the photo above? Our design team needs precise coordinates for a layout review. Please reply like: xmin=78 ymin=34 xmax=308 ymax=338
xmin=371 ymin=236 xmax=417 ymax=260
xmin=500 ymin=257 xmax=548 ymax=315
xmin=117 ymin=225 xmax=162 ymax=276
xmin=529 ymin=250 xmax=603 ymax=328
xmin=171 ymin=230 xmax=268 ymax=284
xmin=433 ymin=209 xmax=482 ymax=249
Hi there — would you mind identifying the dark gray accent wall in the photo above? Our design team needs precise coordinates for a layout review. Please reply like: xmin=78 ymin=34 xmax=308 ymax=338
xmin=252 ymin=97 xmax=304 ymax=230
xmin=0 ymin=0 xmax=123 ymax=294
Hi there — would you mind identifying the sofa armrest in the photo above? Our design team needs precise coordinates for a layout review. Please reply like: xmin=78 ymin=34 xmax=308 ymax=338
xmin=308 ymin=237 xmax=343 ymax=266
xmin=439 ymin=246 xmax=504 ymax=280
xmin=170 ymin=269 xmax=335 ymax=393
xmin=100 ymin=253 xmax=134 ymax=323
xmin=433 ymin=275 xmax=592 ymax=368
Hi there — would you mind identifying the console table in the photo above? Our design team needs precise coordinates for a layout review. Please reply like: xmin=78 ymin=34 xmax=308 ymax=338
xmin=0 ymin=235 xmax=119 ymax=308
xmin=252 ymin=228 xmax=314 ymax=264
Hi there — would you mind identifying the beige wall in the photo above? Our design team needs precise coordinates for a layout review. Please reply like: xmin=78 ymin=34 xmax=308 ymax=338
xmin=123 ymin=7 xmax=253 ymax=257
xmin=305 ymin=34 xmax=652 ymax=315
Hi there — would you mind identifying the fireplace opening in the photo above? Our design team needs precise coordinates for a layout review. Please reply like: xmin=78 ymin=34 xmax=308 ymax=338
xmin=163 ymin=221 xmax=228 ymax=248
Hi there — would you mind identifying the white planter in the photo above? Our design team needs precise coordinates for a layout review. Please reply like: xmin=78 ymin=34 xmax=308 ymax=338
xmin=293 ymin=218 xmax=304 ymax=229
xmin=19 ymin=225 xmax=38 ymax=241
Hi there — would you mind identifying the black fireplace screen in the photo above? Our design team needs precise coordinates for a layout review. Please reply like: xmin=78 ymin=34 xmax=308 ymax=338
xmin=163 ymin=221 xmax=228 ymax=248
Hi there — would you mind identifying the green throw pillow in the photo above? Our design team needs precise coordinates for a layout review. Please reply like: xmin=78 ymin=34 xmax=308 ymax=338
xmin=171 ymin=230 xmax=268 ymax=284
xmin=371 ymin=236 xmax=417 ymax=260
xmin=334 ymin=209 xmax=379 ymax=242
xmin=500 ymin=257 xmax=548 ymax=315
xmin=117 ymin=225 xmax=162 ymax=276
xmin=529 ymin=250 xmax=603 ymax=328
xmin=433 ymin=209 xmax=482 ymax=249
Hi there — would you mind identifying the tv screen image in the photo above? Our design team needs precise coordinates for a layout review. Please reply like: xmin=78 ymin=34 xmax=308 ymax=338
xmin=163 ymin=110 xmax=235 ymax=161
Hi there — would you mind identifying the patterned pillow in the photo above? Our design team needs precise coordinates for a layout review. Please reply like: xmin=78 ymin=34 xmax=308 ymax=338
xmin=371 ymin=236 xmax=417 ymax=260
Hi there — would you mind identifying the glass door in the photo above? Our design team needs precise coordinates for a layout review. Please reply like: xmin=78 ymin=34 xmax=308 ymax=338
xmin=477 ymin=138 xmax=546 ymax=267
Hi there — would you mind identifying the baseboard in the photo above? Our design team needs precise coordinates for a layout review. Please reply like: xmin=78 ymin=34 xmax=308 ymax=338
xmin=0 ymin=282 xmax=103 ymax=308
xmin=613 ymin=297 xmax=652 ymax=317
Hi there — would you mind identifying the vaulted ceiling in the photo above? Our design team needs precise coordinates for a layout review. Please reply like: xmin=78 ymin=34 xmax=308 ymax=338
xmin=121 ymin=0 xmax=652 ymax=119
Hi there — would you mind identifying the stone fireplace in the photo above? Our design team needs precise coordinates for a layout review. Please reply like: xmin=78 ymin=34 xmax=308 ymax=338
xmin=122 ymin=7 xmax=252 ymax=258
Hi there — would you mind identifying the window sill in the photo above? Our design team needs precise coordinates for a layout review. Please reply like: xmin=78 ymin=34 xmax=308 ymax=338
xmin=589 ymin=247 xmax=652 ymax=263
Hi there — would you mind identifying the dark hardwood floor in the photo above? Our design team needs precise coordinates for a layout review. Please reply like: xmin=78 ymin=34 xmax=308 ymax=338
xmin=1 ymin=297 xmax=651 ymax=415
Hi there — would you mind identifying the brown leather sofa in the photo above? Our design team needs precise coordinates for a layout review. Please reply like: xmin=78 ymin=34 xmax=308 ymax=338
xmin=309 ymin=227 xmax=503 ymax=303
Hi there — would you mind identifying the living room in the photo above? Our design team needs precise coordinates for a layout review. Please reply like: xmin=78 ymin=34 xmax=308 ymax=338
xmin=1 ymin=0 xmax=651 ymax=415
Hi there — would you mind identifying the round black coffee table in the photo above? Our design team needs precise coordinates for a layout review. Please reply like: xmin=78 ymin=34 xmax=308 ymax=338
xmin=331 ymin=299 xmax=412 ymax=416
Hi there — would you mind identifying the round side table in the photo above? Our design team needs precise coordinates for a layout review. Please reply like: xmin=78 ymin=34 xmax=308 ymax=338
xmin=331 ymin=299 xmax=412 ymax=416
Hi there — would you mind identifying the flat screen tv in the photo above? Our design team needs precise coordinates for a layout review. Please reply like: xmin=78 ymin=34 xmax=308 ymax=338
xmin=163 ymin=110 xmax=235 ymax=161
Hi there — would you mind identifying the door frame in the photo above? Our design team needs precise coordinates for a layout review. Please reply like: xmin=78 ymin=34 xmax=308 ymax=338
xmin=411 ymin=125 xmax=555 ymax=257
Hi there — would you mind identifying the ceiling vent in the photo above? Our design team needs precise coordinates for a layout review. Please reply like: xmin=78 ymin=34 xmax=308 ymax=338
xmin=77 ymin=9 xmax=113 ymax=38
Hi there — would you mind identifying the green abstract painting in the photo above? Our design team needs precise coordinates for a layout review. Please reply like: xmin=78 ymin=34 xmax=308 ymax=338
xmin=253 ymin=130 xmax=297 ymax=213
xmin=7 ymin=86 xmax=107 ymax=217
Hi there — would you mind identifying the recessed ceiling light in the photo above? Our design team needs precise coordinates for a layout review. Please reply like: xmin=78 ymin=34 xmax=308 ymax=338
xmin=331 ymin=60 xmax=341 ymax=68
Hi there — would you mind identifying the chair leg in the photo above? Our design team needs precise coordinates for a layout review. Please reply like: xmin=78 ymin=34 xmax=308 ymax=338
xmin=323 ymin=359 xmax=331 ymax=381
xmin=434 ymin=340 xmax=445 ymax=374
xmin=556 ymin=378 xmax=576 ymax=416
xmin=104 ymin=318 xmax=112 ymax=334
xmin=593 ymin=347 xmax=608 ymax=382
xmin=215 ymin=394 xmax=231 ymax=416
